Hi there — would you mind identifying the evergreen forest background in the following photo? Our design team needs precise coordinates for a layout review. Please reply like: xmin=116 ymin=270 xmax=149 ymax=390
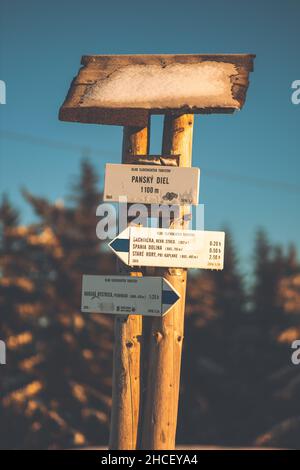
xmin=1 ymin=160 xmax=299 ymax=449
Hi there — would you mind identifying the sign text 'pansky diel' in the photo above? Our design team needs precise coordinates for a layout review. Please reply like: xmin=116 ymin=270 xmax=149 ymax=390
xmin=103 ymin=164 xmax=200 ymax=205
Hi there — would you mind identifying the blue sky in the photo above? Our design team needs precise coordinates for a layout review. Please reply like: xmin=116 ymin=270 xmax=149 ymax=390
xmin=0 ymin=0 xmax=299 ymax=273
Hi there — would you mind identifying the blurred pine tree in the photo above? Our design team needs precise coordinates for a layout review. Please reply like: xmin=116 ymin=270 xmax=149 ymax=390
xmin=0 ymin=161 xmax=114 ymax=449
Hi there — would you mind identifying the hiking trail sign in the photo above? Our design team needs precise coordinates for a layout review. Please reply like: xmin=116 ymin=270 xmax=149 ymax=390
xmin=109 ymin=227 xmax=225 ymax=270
xmin=81 ymin=274 xmax=180 ymax=317
xmin=103 ymin=163 xmax=200 ymax=205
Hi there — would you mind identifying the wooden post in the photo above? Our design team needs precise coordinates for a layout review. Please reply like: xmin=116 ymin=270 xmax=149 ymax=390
xmin=140 ymin=114 xmax=194 ymax=450
xmin=109 ymin=123 xmax=150 ymax=450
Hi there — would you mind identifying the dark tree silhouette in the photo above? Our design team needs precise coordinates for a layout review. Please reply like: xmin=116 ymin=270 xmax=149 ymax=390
xmin=0 ymin=161 xmax=114 ymax=449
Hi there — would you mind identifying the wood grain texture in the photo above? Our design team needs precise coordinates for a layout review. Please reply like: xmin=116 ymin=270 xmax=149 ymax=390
xmin=109 ymin=124 xmax=150 ymax=450
xmin=59 ymin=54 xmax=255 ymax=127
xmin=140 ymin=114 xmax=194 ymax=450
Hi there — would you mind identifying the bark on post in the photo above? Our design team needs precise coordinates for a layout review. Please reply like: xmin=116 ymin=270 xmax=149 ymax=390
xmin=141 ymin=114 xmax=194 ymax=450
xmin=109 ymin=123 xmax=150 ymax=450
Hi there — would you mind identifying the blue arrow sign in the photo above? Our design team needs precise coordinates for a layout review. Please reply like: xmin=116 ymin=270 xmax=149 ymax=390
xmin=110 ymin=237 xmax=129 ymax=253
xmin=108 ymin=228 xmax=130 ymax=265
xmin=162 ymin=288 xmax=180 ymax=306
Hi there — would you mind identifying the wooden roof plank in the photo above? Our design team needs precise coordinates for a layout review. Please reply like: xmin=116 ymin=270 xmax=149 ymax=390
xmin=59 ymin=54 xmax=255 ymax=127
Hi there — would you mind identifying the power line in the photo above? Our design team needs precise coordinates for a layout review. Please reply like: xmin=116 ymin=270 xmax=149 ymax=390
xmin=0 ymin=130 xmax=116 ymax=157
xmin=203 ymin=169 xmax=300 ymax=194
xmin=1 ymin=129 xmax=300 ymax=194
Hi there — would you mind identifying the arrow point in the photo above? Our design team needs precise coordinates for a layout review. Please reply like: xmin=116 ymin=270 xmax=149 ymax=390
xmin=162 ymin=279 xmax=180 ymax=313
xmin=109 ymin=237 xmax=129 ymax=253
xmin=109 ymin=239 xmax=117 ymax=252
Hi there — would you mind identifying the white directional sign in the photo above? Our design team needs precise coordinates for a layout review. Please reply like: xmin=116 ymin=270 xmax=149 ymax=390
xmin=109 ymin=227 xmax=225 ymax=270
xmin=103 ymin=163 xmax=200 ymax=205
xmin=81 ymin=275 xmax=180 ymax=317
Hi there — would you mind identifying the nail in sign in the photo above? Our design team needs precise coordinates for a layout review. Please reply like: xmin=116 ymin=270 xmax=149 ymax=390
xmin=103 ymin=163 xmax=200 ymax=205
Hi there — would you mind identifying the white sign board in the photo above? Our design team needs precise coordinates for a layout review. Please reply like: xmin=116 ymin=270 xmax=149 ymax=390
xmin=109 ymin=227 xmax=225 ymax=270
xmin=103 ymin=164 xmax=200 ymax=205
xmin=81 ymin=275 xmax=180 ymax=317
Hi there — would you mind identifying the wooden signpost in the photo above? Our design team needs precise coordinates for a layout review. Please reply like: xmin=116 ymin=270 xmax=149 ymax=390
xmin=59 ymin=53 xmax=254 ymax=450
